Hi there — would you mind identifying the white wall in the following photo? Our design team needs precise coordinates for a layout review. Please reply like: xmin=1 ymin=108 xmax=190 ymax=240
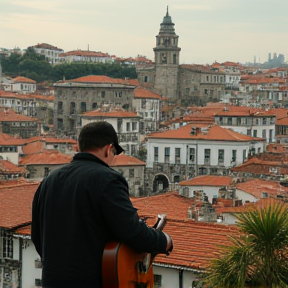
xmin=236 ymin=189 xmax=258 ymax=203
xmin=146 ymin=138 xmax=264 ymax=168
xmin=21 ymin=241 xmax=42 ymax=288
xmin=154 ymin=266 xmax=199 ymax=288
xmin=179 ymin=185 xmax=220 ymax=203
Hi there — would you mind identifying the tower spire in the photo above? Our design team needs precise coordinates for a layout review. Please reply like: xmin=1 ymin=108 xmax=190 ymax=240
xmin=166 ymin=6 xmax=169 ymax=16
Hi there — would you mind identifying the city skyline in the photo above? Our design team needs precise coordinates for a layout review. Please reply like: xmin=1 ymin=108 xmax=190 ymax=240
xmin=1 ymin=0 xmax=288 ymax=65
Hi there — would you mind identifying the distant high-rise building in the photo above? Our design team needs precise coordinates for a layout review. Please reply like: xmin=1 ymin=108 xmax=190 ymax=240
xmin=268 ymin=53 xmax=271 ymax=62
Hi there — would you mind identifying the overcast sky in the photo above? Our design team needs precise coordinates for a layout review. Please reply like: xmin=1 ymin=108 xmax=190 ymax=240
xmin=1 ymin=0 xmax=288 ymax=64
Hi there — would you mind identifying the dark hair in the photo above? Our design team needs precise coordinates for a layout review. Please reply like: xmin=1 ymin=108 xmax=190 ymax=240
xmin=78 ymin=121 xmax=124 ymax=155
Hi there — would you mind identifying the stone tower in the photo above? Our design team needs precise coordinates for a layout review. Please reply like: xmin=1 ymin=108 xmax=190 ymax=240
xmin=153 ymin=7 xmax=181 ymax=100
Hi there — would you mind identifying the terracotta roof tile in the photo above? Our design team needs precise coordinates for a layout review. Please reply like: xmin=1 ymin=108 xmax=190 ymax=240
xmin=0 ymin=182 xmax=39 ymax=228
xmin=134 ymin=87 xmax=161 ymax=99
xmin=148 ymin=124 xmax=265 ymax=142
xmin=0 ymin=132 xmax=26 ymax=146
xmin=83 ymin=109 xmax=140 ymax=118
xmin=0 ymin=107 xmax=40 ymax=122
xmin=68 ymin=75 xmax=137 ymax=86
xmin=235 ymin=179 xmax=288 ymax=199
xmin=180 ymin=175 xmax=233 ymax=187
xmin=12 ymin=76 xmax=36 ymax=84
xmin=19 ymin=149 xmax=73 ymax=165
xmin=111 ymin=154 xmax=145 ymax=166
xmin=0 ymin=160 xmax=27 ymax=174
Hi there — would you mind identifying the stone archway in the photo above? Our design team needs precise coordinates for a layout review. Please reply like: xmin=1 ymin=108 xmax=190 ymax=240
xmin=153 ymin=174 xmax=169 ymax=193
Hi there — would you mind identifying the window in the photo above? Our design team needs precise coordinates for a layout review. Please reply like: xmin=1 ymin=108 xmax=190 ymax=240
xmin=204 ymin=149 xmax=210 ymax=164
xmin=247 ymin=129 xmax=251 ymax=136
xmin=175 ymin=148 xmax=181 ymax=164
xmin=57 ymin=101 xmax=63 ymax=114
xmin=117 ymin=119 xmax=123 ymax=133
xmin=173 ymin=54 xmax=177 ymax=64
xmin=218 ymin=149 xmax=224 ymax=164
xmin=185 ymin=88 xmax=190 ymax=96
xmin=80 ymin=102 xmax=86 ymax=113
xmin=70 ymin=102 xmax=76 ymax=115
xmin=243 ymin=149 xmax=246 ymax=162
xmin=0 ymin=230 xmax=13 ymax=259
xmin=129 ymin=169 xmax=134 ymax=178
xmin=189 ymin=148 xmax=195 ymax=162
xmin=232 ymin=150 xmax=237 ymax=162
xmin=164 ymin=147 xmax=170 ymax=163
xmin=262 ymin=129 xmax=266 ymax=139
xmin=92 ymin=102 xmax=97 ymax=109
xmin=154 ymin=275 xmax=162 ymax=287
xmin=269 ymin=129 xmax=273 ymax=142
xmin=154 ymin=147 xmax=159 ymax=162
xmin=101 ymin=91 xmax=105 ymax=98
xmin=228 ymin=117 xmax=232 ymax=125
xmin=132 ymin=122 xmax=137 ymax=131
xmin=141 ymin=99 xmax=146 ymax=109
xmin=263 ymin=118 xmax=267 ymax=125
xmin=126 ymin=122 xmax=130 ymax=132
xmin=144 ymin=76 xmax=148 ymax=82
xmin=131 ymin=145 xmax=136 ymax=155
xmin=253 ymin=130 xmax=257 ymax=137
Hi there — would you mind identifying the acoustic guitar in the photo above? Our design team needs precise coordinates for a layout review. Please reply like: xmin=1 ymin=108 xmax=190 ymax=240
xmin=102 ymin=214 xmax=167 ymax=288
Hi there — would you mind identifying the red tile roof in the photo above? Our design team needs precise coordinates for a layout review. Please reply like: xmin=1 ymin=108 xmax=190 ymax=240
xmin=19 ymin=149 xmax=72 ymax=165
xmin=220 ymin=198 xmax=284 ymax=213
xmin=0 ymin=107 xmax=40 ymax=122
xmin=83 ymin=109 xmax=140 ymax=118
xmin=59 ymin=50 xmax=109 ymax=58
xmin=235 ymin=179 xmax=288 ymax=199
xmin=0 ymin=182 xmax=39 ymax=229
xmin=231 ymin=153 xmax=288 ymax=176
xmin=134 ymin=87 xmax=161 ymax=99
xmin=0 ymin=132 xmax=26 ymax=146
xmin=131 ymin=191 xmax=193 ymax=220
xmin=0 ymin=160 xmax=27 ymax=174
xmin=12 ymin=76 xmax=36 ymax=84
xmin=154 ymin=219 xmax=239 ymax=270
xmin=148 ymin=124 xmax=265 ymax=142
xmin=30 ymin=43 xmax=63 ymax=51
xmin=68 ymin=75 xmax=137 ymax=86
xmin=180 ymin=175 xmax=233 ymax=187
xmin=131 ymin=192 xmax=239 ymax=270
xmin=111 ymin=154 xmax=145 ymax=166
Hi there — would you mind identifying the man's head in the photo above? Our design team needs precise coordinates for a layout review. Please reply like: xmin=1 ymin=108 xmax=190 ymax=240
xmin=78 ymin=121 xmax=124 ymax=155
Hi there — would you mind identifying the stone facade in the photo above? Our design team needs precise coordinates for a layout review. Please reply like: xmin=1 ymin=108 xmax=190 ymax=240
xmin=53 ymin=77 xmax=136 ymax=134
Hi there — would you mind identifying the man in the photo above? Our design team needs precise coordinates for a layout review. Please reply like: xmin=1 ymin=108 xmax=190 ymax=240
xmin=32 ymin=121 xmax=173 ymax=288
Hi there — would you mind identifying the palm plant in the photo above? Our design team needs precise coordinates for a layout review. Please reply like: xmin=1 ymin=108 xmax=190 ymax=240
xmin=204 ymin=201 xmax=288 ymax=288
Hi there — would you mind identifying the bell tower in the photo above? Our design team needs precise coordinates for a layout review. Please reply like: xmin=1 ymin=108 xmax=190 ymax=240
xmin=153 ymin=7 xmax=181 ymax=100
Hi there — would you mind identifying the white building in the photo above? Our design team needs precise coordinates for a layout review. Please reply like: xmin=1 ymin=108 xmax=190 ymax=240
xmin=3 ymin=76 xmax=36 ymax=94
xmin=214 ymin=106 xmax=276 ymax=143
xmin=29 ymin=43 xmax=64 ymax=64
xmin=59 ymin=50 xmax=114 ymax=64
xmin=145 ymin=124 xmax=266 ymax=193
xmin=81 ymin=110 xmax=141 ymax=157
xmin=132 ymin=86 xmax=161 ymax=134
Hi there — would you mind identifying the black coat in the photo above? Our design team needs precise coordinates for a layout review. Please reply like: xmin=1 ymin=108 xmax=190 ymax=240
xmin=32 ymin=152 xmax=167 ymax=288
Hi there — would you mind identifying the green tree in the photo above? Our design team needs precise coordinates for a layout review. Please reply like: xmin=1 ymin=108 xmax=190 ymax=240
xmin=204 ymin=202 xmax=288 ymax=288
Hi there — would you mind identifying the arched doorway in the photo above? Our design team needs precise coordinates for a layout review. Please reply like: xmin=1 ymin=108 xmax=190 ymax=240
xmin=153 ymin=174 xmax=169 ymax=193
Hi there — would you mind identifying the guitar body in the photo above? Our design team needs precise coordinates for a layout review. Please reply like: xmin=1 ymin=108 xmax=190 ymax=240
xmin=102 ymin=241 xmax=154 ymax=288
